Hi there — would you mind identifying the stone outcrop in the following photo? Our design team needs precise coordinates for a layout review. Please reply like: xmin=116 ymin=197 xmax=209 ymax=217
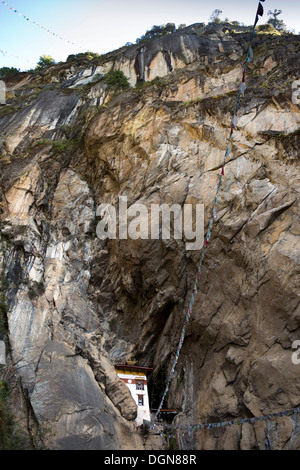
xmin=0 ymin=23 xmax=299 ymax=450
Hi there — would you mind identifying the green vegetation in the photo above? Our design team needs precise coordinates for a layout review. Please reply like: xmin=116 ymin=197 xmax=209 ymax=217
xmin=31 ymin=138 xmax=53 ymax=148
xmin=0 ymin=105 xmax=22 ymax=118
xmin=52 ymin=139 xmax=80 ymax=154
xmin=165 ymin=430 xmax=179 ymax=450
xmin=135 ymin=76 xmax=169 ymax=92
xmin=35 ymin=54 xmax=56 ymax=70
xmin=33 ymin=138 xmax=81 ymax=155
xmin=267 ymin=9 xmax=287 ymax=32
xmin=0 ymin=67 xmax=20 ymax=78
xmin=0 ymin=380 xmax=15 ymax=449
xmin=0 ymin=379 xmax=32 ymax=450
xmin=181 ymin=97 xmax=202 ymax=109
xmin=136 ymin=23 xmax=176 ymax=44
xmin=104 ymin=70 xmax=130 ymax=93
xmin=209 ymin=9 xmax=223 ymax=24
xmin=209 ymin=8 xmax=294 ymax=34
xmin=133 ymin=14 xmax=295 ymax=50
xmin=67 ymin=51 xmax=101 ymax=63
xmin=257 ymin=24 xmax=283 ymax=35
xmin=28 ymin=281 xmax=45 ymax=301
xmin=109 ymin=317 xmax=118 ymax=332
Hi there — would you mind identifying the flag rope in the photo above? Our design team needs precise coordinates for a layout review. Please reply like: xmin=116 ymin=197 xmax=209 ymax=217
xmin=151 ymin=0 xmax=276 ymax=442
xmin=0 ymin=48 xmax=34 ymax=65
xmin=147 ymin=406 xmax=300 ymax=440
xmin=0 ymin=1 xmax=89 ymax=52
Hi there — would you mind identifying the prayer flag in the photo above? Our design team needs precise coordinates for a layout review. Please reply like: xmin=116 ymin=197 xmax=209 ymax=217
xmin=248 ymin=45 xmax=254 ymax=60
xmin=239 ymin=82 xmax=247 ymax=97
xmin=225 ymin=143 xmax=231 ymax=157
xmin=257 ymin=2 xmax=264 ymax=17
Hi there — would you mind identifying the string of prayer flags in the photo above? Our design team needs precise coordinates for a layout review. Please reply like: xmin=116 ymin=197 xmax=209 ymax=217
xmin=151 ymin=1 xmax=266 ymax=438
xmin=146 ymin=406 xmax=300 ymax=440
xmin=0 ymin=48 xmax=33 ymax=64
xmin=157 ymin=406 xmax=300 ymax=439
xmin=1 ymin=1 xmax=88 ymax=52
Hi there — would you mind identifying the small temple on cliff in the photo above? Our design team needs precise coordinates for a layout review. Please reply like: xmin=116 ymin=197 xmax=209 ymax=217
xmin=115 ymin=361 xmax=153 ymax=426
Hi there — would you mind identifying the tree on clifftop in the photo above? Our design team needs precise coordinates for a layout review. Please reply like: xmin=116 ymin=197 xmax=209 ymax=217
xmin=209 ymin=9 xmax=223 ymax=24
xmin=136 ymin=23 xmax=176 ymax=44
xmin=267 ymin=9 xmax=286 ymax=31
xmin=36 ymin=55 xmax=56 ymax=70
xmin=0 ymin=67 xmax=20 ymax=78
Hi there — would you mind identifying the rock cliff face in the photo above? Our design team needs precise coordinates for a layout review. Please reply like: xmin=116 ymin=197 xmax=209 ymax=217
xmin=0 ymin=23 xmax=300 ymax=450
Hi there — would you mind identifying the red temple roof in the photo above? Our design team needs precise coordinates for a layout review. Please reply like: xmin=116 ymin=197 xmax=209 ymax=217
xmin=115 ymin=364 xmax=154 ymax=374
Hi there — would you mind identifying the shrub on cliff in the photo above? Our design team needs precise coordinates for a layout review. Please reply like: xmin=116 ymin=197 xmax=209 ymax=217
xmin=257 ymin=23 xmax=283 ymax=35
xmin=67 ymin=52 xmax=100 ymax=63
xmin=104 ymin=70 xmax=130 ymax=93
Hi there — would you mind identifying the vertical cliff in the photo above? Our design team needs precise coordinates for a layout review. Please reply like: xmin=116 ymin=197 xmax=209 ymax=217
xmin=0 ymin=23 xmax=300 ymax=450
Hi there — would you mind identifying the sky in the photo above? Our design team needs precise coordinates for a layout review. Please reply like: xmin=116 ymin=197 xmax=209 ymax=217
xmin=0 ymin=0 xmax=299 ymax=71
